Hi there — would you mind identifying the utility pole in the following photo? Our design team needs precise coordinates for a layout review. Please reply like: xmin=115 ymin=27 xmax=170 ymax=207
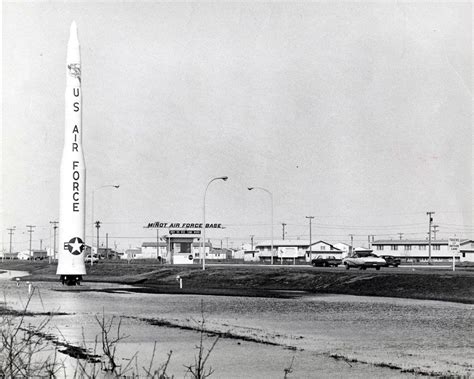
xmin=7 ymin=227 xmax=16 ymax=255
xmin=281 ymin=223 xmax=287 ymax=240
xmin=250 ymin=235 xmax=254 ymax=250
xmin=306 ymin=216 xmax=314 ymax=260
xmin=432 ymin=225 xmax=439 ymax=240
xmin=349 ymin=234 xmax=354 ymax=255
xmin=26 ymin=225 xmax=36 ymax=259
xmin=368 ymin=235 xmax=372 ymax=249
xmin=40 ymin=239 xmax=43 ymax=250
xmin=398 ymin=233 xmax=404 ymax=240
xmin=106 ymin=233 xmax=109 ymax=259
xmin=226 ymin=237 xmax=229 ymax=250
xmin=50 ymin=221 xmax=59 ymax=261
xmin=95 ymin=221 xmax=101 ymax=261
xmin=427 ymin=211 xmax=435 ymax=264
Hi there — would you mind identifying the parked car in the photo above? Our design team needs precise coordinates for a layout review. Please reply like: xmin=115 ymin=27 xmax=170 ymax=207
xmin=343 ymin=253 xmax=386 ymax=270
xmin=380 ymin=255 xmax=401 ymax=267
xmin=85 ymin=254 xmax=99 ymax=263
xmin=311 ymin=255 xmax=342 ymax=267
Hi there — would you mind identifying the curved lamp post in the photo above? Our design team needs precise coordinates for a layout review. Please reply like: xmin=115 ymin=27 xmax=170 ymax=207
xmin=91 ymin=184 xmax=120 ymax=265
xmin=202 ymin=176 xmax=228 ymax=270
xmin=248 ymin=187 xmax=274 ymax=265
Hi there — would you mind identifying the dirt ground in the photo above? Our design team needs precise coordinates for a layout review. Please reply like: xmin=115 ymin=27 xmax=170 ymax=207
xmin=1 ymin=260 xmax=473 ymax=303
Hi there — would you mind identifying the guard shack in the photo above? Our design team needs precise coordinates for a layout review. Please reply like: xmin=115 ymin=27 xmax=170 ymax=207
xmin=145 ymin=222 xmax=221 ymax=265
xmin=165 ymin=230 xmax=197 ymax=264
xmin=164 ymin=229 xmax=212 ymax=265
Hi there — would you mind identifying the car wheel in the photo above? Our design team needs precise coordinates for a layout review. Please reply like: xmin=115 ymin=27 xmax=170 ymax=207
xmin=376 ymin=266 xmax=380 ymax=271
xmin=345 ymin=264 xmax=350 ymax=270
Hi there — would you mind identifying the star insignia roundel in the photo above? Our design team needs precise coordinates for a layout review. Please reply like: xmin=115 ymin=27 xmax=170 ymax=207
xmin=67 ymin=237 xmax=85 ymax=255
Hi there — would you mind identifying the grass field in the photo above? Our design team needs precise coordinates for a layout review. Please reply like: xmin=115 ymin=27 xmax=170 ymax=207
xmin=1 ymin=260 xmax=473 ymax=303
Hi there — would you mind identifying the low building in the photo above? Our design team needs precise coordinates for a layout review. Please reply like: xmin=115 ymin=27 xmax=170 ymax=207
xmin=243 ymin=250 xmax=260 ymax=262
xmin=333 ymin=242 xmax=351 ymax=258
xmin=306 ymin=241 xmax=343 ymax=261
xmin=18 ymin=250 xmax=48 ymax=260
xmin=371 ymin=239 xmax=462 ymax=261
xmin=191 ymin=242 xmax=212 ymax=261
xmin=141 ymin=241 xmax=168 ymax=261
xmin=124 ymin=248 xmax=141 ymax=260
xmin=460 ymin=240 xmax=474 ymax=262
xmin=205 ymin=247 xmax=232 ymax=261
xmin=137 ymin=236 xmax=213 ymax=264
xmin=96 ymin=247 xmax=120 ymax=259
xmin=255 ymin=240 xmax=309 ymax=263
xmin=0 ymin=251 xmax=18 ymax=260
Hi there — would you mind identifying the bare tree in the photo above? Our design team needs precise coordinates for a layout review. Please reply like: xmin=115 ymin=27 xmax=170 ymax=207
xmin=184 ymin=301 xmax=220 ymax=379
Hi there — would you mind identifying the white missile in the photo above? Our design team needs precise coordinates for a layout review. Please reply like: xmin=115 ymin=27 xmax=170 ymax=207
xmin=57 ymin=21 xmax=87 ymax=285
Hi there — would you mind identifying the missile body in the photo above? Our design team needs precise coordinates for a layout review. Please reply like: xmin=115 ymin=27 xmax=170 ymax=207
xmin=57 ymin=22 xmax=87 ymax=285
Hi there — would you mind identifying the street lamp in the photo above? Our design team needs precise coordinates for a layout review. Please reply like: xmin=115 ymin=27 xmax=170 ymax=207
xmin=248 ymin=187 xmax=274 ymax=265
xmin=202 ymin=176 xmax=228 ymax=270
xmin=91 ymin=184 xmax=120 ymax=265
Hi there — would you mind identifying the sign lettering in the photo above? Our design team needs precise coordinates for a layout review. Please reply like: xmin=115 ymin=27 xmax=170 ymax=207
xmin=169 ymin=229 xmax=201 ymax=235
xmin=146 ymin=222 xmax=223 ymax=229
xmin=72 ymin=160 xmax=80 ymax=212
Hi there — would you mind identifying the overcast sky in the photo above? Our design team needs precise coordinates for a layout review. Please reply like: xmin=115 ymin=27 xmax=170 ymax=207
xmin=1 ymin=1 xmax=472 ymax=252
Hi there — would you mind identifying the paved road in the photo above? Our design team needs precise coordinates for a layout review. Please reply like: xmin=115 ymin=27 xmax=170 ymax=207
xmin=206 ymin=262 xmax=474 ymax=275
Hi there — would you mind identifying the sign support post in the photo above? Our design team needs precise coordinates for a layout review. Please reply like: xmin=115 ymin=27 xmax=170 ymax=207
xmin=448 ymin=236 xmax=460 ymax=272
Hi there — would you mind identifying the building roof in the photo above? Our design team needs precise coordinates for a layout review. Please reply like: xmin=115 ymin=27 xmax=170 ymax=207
xmin=192 ymin=242 xmax=212 ymax=247
xmin=310 ymin=240 xmax=340 ymax=249
xmin=372 ymin=240 xmax=449 ymax=245
xmin=142 ymin=242 xmax=168 ymax=248
xmin=255 ymin=240 xmax=309 ymax=248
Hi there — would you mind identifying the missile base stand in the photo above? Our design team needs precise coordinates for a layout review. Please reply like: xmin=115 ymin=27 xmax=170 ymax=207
xmin=60 ymin=275 xmax=83 ymax=286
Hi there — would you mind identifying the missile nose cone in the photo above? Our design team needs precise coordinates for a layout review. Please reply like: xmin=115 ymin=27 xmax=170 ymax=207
xmin=67 ymin=21 xmax=81 ymax=80
xmin=68 ymin=21 xmax=79 ymax=49
xmin=70 ymin=21 xmax=78 ymax=38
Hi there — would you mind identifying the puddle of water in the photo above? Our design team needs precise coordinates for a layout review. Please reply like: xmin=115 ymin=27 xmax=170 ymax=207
xmin=0 ymin=270 xmax=30 ymax=280
xmin=0 ymin=281 xmax=472 ymax=377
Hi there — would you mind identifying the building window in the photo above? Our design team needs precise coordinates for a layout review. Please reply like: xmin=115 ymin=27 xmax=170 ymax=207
xmin=391 ymin=245 xmax=398 ymax=251
xmin=433 ymin=245 xmax=440 ymax=251
xmin=404 ymin=245 xmax=411 ymax=250
xmin=376 ymin=245 xmax=383 ymax=250
xmin=419 ymin=245 xmax=426 ymax=250
xmin=320 ymin=246 xmax=326 ymax=251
